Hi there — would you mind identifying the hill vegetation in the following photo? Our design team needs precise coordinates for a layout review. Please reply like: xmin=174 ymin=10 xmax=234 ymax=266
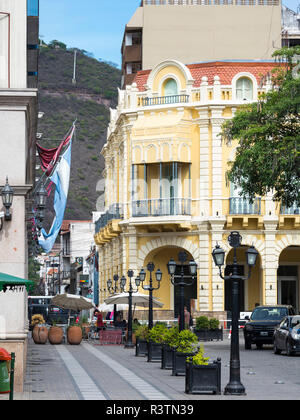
xmin=37 ymin=42 xmax=121 ymax=224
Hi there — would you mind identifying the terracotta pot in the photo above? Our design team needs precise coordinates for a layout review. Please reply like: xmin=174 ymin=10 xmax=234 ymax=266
xmin=32 ymin=325 xmax=48 ymax=344
xmin=67 ymin=326 xmax=82 ymax=345
xmin=48 ymin=326 xmax=64 ymax=345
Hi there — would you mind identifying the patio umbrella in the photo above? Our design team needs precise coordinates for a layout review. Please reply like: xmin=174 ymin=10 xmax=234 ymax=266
xmin=52 ymin=294 xmax=95 ymax=311
xmin=104 ymin=292 xmax=164 ymax=308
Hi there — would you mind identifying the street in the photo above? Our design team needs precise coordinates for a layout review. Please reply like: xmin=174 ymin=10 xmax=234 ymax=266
xmin=3 ymin=333 xmax=300 ymax=401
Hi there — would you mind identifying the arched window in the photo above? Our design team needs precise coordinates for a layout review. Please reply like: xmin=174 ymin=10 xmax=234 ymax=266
xmin=236 ymin=77 xmax=253 ymax=101
xmin=163 ymin=78 xmax=178 ymax=96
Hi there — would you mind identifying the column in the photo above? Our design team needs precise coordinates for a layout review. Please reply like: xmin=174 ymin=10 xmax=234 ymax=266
xmin=196 ymin=107 xmax=210 ymax=218
xmin=264 ymin=217 xmax=279 ymax=305
xmin=197 ymin=221 xmax=211 ymax=312
xmin=211 ymin=107 xmax=225 ymax=218
xmin=210 ymin=217 xmax=227 ymax=312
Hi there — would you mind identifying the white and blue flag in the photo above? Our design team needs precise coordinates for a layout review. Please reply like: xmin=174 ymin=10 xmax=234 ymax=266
xmin=38 ymin=140 xmax=72 ymax=253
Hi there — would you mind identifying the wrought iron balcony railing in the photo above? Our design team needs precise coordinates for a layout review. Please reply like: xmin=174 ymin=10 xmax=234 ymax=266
xmin=132 ymin=198 xmax=191 ymax=217
xmin=141 ymin=94 xmax=189 ymax=107
xmin=229 ymin=197 xmax=261 ymax=215
xmin=95 ymin=203 xmax=124 ymax=233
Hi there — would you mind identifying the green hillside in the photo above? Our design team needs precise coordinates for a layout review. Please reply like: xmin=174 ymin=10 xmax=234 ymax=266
xmin=37 ymin=44 xmax=121 ymax=223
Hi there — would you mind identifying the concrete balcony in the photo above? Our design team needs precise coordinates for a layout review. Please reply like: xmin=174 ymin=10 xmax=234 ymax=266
xmin=132 ymin=198 xmax=191 ymax=217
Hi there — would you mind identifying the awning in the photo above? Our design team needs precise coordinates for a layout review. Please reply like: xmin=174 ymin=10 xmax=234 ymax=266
xmin=0 ymin=272 xmax=35 ymax=293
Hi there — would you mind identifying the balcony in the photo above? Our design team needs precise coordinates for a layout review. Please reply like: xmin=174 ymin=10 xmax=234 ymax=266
xmin=141 ymin=95 xmax=189 ymax=107
xmin=229 ymin=197 xmax=261 ymax=215
xmin=132 ymin=198 xmax=191 ymax=217
xmin=95 ymin=204 xmax=124 ymax=233
xmin=280 ymin=204 xmax=300 ymax=215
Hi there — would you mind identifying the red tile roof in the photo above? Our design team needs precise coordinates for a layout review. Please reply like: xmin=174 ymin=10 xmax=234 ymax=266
xmin=134 ymin=61 xmax=278 ymax=91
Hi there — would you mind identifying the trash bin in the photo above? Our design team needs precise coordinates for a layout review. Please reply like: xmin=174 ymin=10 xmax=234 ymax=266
xmin=0 ymin=348 xmax=11 ymax=394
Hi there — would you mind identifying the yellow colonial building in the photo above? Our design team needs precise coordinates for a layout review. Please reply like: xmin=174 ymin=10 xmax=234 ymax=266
xmin=94 ymin=59 xmax=300 ymax=319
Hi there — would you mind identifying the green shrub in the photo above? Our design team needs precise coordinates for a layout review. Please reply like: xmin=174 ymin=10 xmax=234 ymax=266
xmin=174 ymin=330 xmax=199 ymax=353
xmin=209 ymin=318 xmax=220 ymax=330
xmin=134 ymin=325 xmax=149 ymax=341
xmin=148 ymin=324 xmax=168 ymax=344
xmin=187 ymin=345 xmax=209 ymax=366
xmin=195 ymin=316 xmax=210 ymax=330
xmin=163 ymin=326 xmax=179 ymax=348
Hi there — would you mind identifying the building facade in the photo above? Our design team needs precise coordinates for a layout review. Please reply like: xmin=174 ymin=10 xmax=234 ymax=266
xmin=0 ymin=0 xmax=39 ymax=391
xmin=95 ymin=59 xmax=300 ymax=320
xmin=121 ymin=0 xmax=282 ymax=88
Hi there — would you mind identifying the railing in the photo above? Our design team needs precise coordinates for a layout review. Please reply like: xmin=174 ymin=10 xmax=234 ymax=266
xmin=95 ymin=204 xmax=124 ymax=233
xmin=229 ymin=197 xmax=261 ymax=215
xmin=132 ymin=198 xmax=191 ymax=217
xmin=280 ymin=204 xmax=300 ymax=215
xmin=141 ymin=95 xmax=189 ymax=107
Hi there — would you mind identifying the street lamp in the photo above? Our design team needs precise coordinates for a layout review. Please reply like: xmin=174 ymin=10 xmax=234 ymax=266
xmin=212 ymin=231 xmax=258 ymax=396
xmin=107 ymin=274 xmax=120 ymax=321
xmin=35 ymin=182 xmax=47 ymax=231
xmin=121 ymin=270 xmax=141 ymax=349
xmin=167 ymin=251 xmax=198 ymax=332
xmin=1 ymin=176 xmax=14 ymax=221
xmin=139 ymin=262 xmax=162 ymax=330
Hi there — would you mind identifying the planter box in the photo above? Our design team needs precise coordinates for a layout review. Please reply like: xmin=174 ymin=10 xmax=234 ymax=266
xmin=194 ymin=328 xmax=223 ymax=342
xmin=161 ymin=345 xmax=173 ymax=370
xmin=185 ymin=359 xmax=221 ymax=395
xmin=147 ymin=341 xmax=162 ymax=362
xmin=135 ymin=339 xmax=148 ymax=357
xmin=172 ymin=349 xmax=195 ymax=376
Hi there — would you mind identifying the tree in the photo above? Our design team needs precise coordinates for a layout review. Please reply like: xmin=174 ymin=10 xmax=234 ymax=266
xmin=221 ymin=47 xmax=300 ymax=208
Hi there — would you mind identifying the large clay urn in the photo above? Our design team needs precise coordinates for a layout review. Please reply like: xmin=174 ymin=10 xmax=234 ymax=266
xmin=67 ymin=326 xmax=82 ymax=345
xmin=48 ymin=326 xmax=64 ymax=345
xmin=32 ymin=326 xmax=48 ymax=344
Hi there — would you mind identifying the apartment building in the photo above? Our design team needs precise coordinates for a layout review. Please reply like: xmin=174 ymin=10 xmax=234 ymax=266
xmin=121 ymin=0 xmax=282 ymax=88
xmin=0 ymin=0 xmax=39 ymax=391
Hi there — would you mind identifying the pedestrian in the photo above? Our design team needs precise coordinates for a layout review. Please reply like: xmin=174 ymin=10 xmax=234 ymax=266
xmin=178 ymin=306 xmax=191 ymax=329
xmin=94 ymin=309 xmax=105 ymax=332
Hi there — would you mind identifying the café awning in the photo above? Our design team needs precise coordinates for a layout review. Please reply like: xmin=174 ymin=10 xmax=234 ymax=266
xmin=0 ymin=272 xmax=35 ymax=293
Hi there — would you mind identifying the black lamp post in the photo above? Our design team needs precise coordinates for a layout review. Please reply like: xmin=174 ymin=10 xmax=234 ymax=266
xmin=212 ymin=231 xmax=258 ymax=396
xmin=35 ymin=182 xmax=47 ymax=231
xmin=1 ymin=177 xmax=14 ymax=221
xmin=121 ymin=270 xmax=140 ymax=348
xmin=139 ymin=262 xmax=162 ymax=330
xmin=167 ymin=251 xmax=198 ymax=332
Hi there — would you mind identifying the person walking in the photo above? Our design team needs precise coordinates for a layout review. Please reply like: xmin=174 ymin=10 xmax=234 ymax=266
xmin=178 ymin=306 xmax=191 ymax=330
xmin=94 ymin=309 xmax=105 ymax=332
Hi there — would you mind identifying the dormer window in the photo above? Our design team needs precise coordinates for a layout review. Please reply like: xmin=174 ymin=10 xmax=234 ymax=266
xmin=236 ymin=77 xmax=253 ymax=101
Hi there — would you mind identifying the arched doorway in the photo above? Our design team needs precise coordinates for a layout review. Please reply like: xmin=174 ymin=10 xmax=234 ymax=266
xmin=142 ymin=246 xmax=197 ymax=317
xmin=278 ymin=246 xmax=300 ymax=312
xmin=225 ymin=246 xmax=261 ymax=312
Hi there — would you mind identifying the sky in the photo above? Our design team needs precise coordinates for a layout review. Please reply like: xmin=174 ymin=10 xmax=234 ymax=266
xmin=40 ymin=0 xmax=300 ymax=68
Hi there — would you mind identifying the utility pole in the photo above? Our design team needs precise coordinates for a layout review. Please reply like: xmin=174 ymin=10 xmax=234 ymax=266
xmin=72 ymin=49 xmax=77 ymax=85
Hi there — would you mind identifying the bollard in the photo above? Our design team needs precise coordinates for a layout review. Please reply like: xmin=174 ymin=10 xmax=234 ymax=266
xmin=9 ymin=353 xmax=15 ymax=401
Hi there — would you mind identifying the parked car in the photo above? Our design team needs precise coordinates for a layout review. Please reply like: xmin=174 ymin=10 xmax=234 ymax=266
xmin=243 ymin=305 xmax=296 ymax=350
xmin=273 ymin=316 xmax=300 ymax=356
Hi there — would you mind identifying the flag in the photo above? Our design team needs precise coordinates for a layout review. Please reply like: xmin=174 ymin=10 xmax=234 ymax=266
xmin=38 ymin=140 xmax=72 ymax=253
xmin=37 ymin=126 xmax=74 ymax=176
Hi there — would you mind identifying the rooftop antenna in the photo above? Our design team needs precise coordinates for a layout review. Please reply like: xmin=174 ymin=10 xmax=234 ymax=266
xmin=72 ymin=49 xmax=77 ymax=85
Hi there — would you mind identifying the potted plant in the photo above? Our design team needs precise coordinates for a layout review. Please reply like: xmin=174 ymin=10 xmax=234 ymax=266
xmin=48 ymin=322 xmax=64 ymax=345
xmin=185 ymin=346 xmax=221 ymax=395
xmin=172 ymin=330 xmax=199 ymax=376
xmin=147 ymin=323 xmax=168 ymax=362
xmin=194 ymin=316 xmax=210 ymax=341
xmin=161 ymin=326 xmax=179 ymax=370
xmin=67 ymin=321 xmax=83 ymax=345
xmin=31 ymin=315 xmax=48 ymax=344
xmin=80 ymin=315 xmax=90 ymax=340
xmin=135 ymin=325 xmax=149 ymax=356
xmin=208 ymin=318 xmax=223 ymax=341
xmin=194 ymin=317 xmax=223 ymax=341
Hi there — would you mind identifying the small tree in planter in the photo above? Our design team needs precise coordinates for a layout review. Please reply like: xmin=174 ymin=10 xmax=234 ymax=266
xmin=135 ymin=325 xmax=149 ymax=357
xmin=161 ymin=326 xmax=179 ymax=370
xmin=185 ymin=346 xmax=221 ymax=395
xmin=208 ymin=318 xmax=223 ymax=341
xmin=147 ymin=323 xmax=168 ymax=362
xmin=194 ymin=316 xmax=210 ymax=341
xmin=172 ymin=330 xmax=199 ymax=376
